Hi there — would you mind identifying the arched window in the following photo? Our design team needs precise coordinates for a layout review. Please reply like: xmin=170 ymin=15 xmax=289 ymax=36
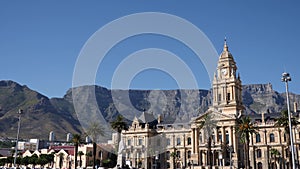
xmin=257 ymin=162 xmax=263 ymax=169
xmin=98 ymin=151 xmax=102 ymax=159
xmin=257 ymin=149 xmax=262 ymax=158
xmin=256 ymin=133 xmax=261 ymax=143
xmin=270 ymin=133 xmax=275 ymax=142
xmin=187 ymin=137 xmax=192 ymax=145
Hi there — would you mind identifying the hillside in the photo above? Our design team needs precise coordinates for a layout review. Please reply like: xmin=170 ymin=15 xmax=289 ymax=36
xmin=0 ymin=80 xmax=299 ymax=140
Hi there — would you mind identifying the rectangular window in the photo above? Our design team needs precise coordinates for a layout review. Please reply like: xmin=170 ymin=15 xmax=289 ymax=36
xmin=256 ymin=134 xmax=261 ymax=143
xmin=138 ymin=138 xmax=143 ymax=145
xmin=177 ymin=138 xmax=181 ymax=145
xmin=199 ymin=132 xmax=202 ymax=143
xmin=127 ymin=139 xmax=131 ymax=146
xmin=166 ymin=151 xmax=170 ymax=160
xmin=225 ymin=132 xmax=229 ymax=144
xmin=218 ymin=132 xmax=222 ymax=142
xmin=227 ymin=93 xmax=231 ymax=101
xmin=218 ymin=94 xmax=222 ymax=102
xmin=187 ymin=137 xmax=191 ymax=145
xmin=176 ymin=151 xmax=181 ymax=158
xmin=257 ymin=149 xmax=262 ymax=158
xmin=167 ymin=138 xmax=171 ymax=146
xmin=187 ymin=151 xmax=191 ymax=159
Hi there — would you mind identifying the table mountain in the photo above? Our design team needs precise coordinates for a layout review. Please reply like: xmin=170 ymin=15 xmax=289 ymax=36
xmin=0 ymin=80 xmax=299 ymax=140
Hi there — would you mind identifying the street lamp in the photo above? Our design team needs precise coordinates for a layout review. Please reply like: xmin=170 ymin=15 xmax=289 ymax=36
xmin=13 ymin=109 xmax=22 ymax=167
xmin=281 ymin=72 xmax=296 ymax=169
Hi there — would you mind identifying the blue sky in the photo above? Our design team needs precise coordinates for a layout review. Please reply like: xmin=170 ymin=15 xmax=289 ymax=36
xmin=0 ymin=1 xmax=299 ymax=97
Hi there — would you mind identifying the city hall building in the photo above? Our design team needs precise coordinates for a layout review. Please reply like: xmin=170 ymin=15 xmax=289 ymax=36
xmin=118 ymin=41 xmax=300 ymax=169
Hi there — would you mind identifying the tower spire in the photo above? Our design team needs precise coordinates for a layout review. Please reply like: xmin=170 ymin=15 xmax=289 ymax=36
xmin=223 ymin=37 xmax=228 ymax=51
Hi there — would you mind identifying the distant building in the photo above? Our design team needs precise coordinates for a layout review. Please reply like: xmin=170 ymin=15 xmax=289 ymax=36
xmin=51 ymin=144 xmax=115 ymax=169
xmin=85 ymin=136 xmax=91 ymax=143
xmin=66 ymin=133 xmax=73 ymax=142
xmin=49 ymin=131 xmax=55 ymax=142
xmin=17 ymin=139 xmax=47 ymax=151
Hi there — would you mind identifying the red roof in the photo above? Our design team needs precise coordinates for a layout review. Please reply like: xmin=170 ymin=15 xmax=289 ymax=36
xmin=49 ymin=146 xmax=75 ymax=156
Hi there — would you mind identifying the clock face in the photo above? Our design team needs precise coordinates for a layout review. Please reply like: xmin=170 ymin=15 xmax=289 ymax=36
xmin=221 ymin=68 xmax=227 ymax=75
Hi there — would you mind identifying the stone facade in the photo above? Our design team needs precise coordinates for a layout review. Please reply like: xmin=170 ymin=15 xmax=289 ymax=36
xmin=119 ymin=41 xmax=300 ymax=169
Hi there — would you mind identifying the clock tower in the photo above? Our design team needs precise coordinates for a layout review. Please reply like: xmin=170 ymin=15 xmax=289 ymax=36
xmin=212 ymin=39 xmax=244 ymax=115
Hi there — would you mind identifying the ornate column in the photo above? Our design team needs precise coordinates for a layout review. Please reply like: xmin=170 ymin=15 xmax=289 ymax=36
xmin=229 ymin=126 xmax=233 ymax=146
xmin=195 ymin=128 xmax=199 ymax=147
xmin=192 ymin=128 xmax=195 ymax=154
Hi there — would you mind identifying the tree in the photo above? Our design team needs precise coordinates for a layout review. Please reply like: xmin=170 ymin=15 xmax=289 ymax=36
xmin=78 ymin=151 xmax=84 ymax=168
xmin=29 ymin=154 xmax=39 ymax=168
xmin=47 ymin=153 xmax=55 ymax=168
xmin=59 ymin=153 xmax=64 ymax=169
xmin=236 ymin=116 xmax=257 ymax=169
xmin=275 ymin=110 xmax=298 ymax=169
xmin=86 ymin=121 xmax=105 ymax=169
xmin=110 ymin=115 xmax=128 ymax=152
xmin=270 ymin=148 xmax=280 ymax=169
xmin=0 ymin=158 xmax=6 ymax=166
xmin=111 ymin=115 xmax=128 ymax=133
xmin=72 ymin=133 xmax=82 ymax=169
xmin=21 ymin=156 xmax=30 ymax=167
xmin=6 ymin=156 xmax=13 ymax=167
xmin=37 ymin=154 xmax=49 ymax=168
xmin=197 ymin=113 xmax=217 ymax=169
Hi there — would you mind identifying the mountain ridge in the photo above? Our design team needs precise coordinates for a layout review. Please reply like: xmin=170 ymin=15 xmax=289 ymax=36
xmin=0 ymin=80 xmax=299 ymax=140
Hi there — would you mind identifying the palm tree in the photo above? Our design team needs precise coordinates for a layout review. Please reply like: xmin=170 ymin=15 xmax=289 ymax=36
xmin=270 ymin=148 xmax=280 ymax=169
xmin=86 ymin=121 xmax=105 ymax=169
xmin=78 ymin=151 xmax=84 ymax=168
xmin=170 ymin=151 xmax=177 ymax=169
xmin=197 ymin=113 xmax=217 ymax=169
xmin=110 ymin=115 xmax=128 ymax=154
xmin=236 ymin=115 xmax=257 ymax=169
xmin=111 ymin=115 xmax=128 ymax=133
xmin=72 ymin=133 xmax=82 ymax=169
xmin=274 ymin=110 xmax=298 ymax=169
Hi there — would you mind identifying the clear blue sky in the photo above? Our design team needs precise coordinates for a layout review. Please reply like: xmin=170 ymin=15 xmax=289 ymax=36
xmin=0 ymin=1 xmax=299 ymax=98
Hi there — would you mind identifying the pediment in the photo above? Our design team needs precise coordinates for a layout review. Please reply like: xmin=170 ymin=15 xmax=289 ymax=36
xmin=192 ymin=107 xmax=237 ymax=123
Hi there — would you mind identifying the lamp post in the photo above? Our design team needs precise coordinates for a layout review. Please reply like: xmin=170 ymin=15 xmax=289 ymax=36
xmin=227 ymin=145 xmax=233 ymax=169
xmin=281 ymin=72 xmax=296 ymax=169
xmin=13 ymin=109 xmax=22 ymax=167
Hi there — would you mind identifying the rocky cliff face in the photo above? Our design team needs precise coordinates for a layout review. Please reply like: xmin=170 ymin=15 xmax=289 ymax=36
xmin=242 ymin=83 xmax=300 ymax=114
xmin=0 ymin=80 xmax=299 ymax=140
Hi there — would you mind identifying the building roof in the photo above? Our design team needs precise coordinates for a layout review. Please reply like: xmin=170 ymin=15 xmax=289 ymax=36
xmin=138 ymin=112 xmax=156 ymax=123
